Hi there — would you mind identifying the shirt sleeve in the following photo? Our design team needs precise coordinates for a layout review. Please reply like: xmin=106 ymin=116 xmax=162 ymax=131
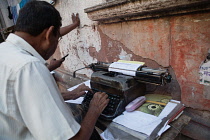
xmin=14 ymin=61 xmax=80 ymax=140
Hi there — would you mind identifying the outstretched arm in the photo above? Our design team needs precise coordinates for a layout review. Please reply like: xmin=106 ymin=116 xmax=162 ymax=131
xmin=60 ymin=13 xmax=80 ymax=36
xmin=47 ymin=13 xmax=80 ymax=72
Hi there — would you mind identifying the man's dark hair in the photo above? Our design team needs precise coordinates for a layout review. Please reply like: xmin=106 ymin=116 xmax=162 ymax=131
xmin=15 ymin=0 xmax=62 ymax=36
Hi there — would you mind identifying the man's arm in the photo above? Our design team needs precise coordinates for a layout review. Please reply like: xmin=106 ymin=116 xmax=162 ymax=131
xmin=60 ymin=13 xmax=80 ymax=36
xmin=69 ymin=92 xmax=109 ymax=140
xmin=47 ymin=13 xmax=80 ymax=72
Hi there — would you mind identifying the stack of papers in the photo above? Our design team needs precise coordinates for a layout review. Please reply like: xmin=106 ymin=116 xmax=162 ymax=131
xmin=102 ymin=99 xmax=184 ymax=139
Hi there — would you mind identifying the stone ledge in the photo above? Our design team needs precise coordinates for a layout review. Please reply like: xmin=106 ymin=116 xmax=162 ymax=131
xmin=84 ymin=0 xmax=210 ymax=23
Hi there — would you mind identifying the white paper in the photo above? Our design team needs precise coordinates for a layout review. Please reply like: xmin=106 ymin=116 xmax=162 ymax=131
xmin=65 ymin=80 xmax=90 ymax=104
xmin=112 ymin=101 xmax=181 ymax=136
xmin=157 ymin=120 xmax=170 ymax=136
xmin=101 ymin=112 xmax=170 ymax=140
xmin=67 ymin=80 xmax=90 ymax=91
xmin=50 ymin=71 xmax=55 ymax=74
xmin=199 ymin=61 xmax=210 ymax=86
xmin=65 ymin=97 xmax=84 ymax=104
xmin=108 ymin=62 xmax=143 ymax=76
xmin=113 ymin=111 xmax=167 ymax=136
xmin=158 ymin=102 xmax=179 ymax=117
xmin=100 ymin=132 xmax=116 ymax=140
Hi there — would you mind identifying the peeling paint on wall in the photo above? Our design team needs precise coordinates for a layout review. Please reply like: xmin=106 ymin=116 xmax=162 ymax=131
xmin=99 ymin=19 xmax=171 ymax=67
xmin=59 ymin=26 xmax=101 ymax=78
xmin=52 ymin=0 xmax=103 ymax=78
xmin=53 ymin=0 xmax=210 ymax=111
xmin=119 ymin=49 xmax=133 ymax=60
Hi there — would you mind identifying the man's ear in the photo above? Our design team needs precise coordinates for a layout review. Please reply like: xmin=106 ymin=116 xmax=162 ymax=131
xmin=45 ymin=26 xmax=55 ymax=41
xmin=39 ymin=26 xmax=55 ymax=58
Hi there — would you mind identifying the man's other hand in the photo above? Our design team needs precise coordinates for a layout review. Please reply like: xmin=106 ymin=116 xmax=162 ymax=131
xmin=62 ymin=83 xmax=91 ymax=100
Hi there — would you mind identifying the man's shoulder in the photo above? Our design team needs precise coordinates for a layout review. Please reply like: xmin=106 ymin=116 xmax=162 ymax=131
xmin=0 ymin=42 xmax=42 ymax=71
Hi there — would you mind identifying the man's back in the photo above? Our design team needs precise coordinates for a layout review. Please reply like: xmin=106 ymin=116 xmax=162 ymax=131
xmin=0 ymin=34 xmax=80 ymax=140
xmin=0 ymin=34 xmax=41 ymax=140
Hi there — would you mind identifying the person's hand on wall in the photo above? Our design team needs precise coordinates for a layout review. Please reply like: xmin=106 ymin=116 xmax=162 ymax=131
xmin=72 ymin=13 xmax=80 ymax=27
xmin=62 ymin=84 xmax=91 ymax=100
xmin=60 ymin=13 xmax=80 ymax=36
xmin=47 ymin=58 xmax=65 ymax=72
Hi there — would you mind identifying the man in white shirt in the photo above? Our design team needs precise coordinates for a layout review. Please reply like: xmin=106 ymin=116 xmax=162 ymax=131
xmin=0 ymin=1 xmax=109 ymax=140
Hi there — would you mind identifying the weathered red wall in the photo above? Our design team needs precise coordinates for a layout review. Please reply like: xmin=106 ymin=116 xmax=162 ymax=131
xmin=97 ymin=12 xmax=210 ymax=111
xmin=170 ymin=13 xmax=210 ymax=110
xmin=54 ymin=10 xmax=210 ymax=111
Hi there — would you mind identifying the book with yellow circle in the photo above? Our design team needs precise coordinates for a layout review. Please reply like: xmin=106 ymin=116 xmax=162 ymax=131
xmin=136 ymin=94 xmax=172 ymax=116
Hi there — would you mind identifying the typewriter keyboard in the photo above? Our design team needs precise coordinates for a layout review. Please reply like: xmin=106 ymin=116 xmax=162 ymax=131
xmin=82 ymin=90 xmax=122 ymax=119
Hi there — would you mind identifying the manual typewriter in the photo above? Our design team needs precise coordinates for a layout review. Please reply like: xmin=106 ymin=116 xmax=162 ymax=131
xmin=73 ymin=61 xmax=172 ymax=120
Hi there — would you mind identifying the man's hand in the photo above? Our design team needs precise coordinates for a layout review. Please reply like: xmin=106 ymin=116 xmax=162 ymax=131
xmin=72 ymin=13 xmax=80 ymax=27
xmin=76 ymin=83 xmax=91 ymax=93
xmin=47 ymin=58 xmax=64 ymax=71
xmin=69 ymin=92 xmax=109 ymax=140
xmin=62 ymin=84 xmax=91 ymax=100
xmin=88 ymin=92 xmax=109 ymax=117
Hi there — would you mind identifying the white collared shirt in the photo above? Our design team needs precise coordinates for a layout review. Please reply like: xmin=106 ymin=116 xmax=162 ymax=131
xmin=0 ymin=33 xmax=80 ymax=140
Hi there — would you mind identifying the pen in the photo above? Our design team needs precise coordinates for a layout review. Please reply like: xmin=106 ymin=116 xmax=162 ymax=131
xmin=62 ymin=54 xmax=69 ymax=60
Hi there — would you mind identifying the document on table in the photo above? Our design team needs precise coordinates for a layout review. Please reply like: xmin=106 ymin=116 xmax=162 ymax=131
xmin=112 ymin=101 xmax=182 ymax=136
xmin=112 ymin=111 xmax=170 ymax=136
xmin=65 ymin=80 xmax=90 ymax=104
